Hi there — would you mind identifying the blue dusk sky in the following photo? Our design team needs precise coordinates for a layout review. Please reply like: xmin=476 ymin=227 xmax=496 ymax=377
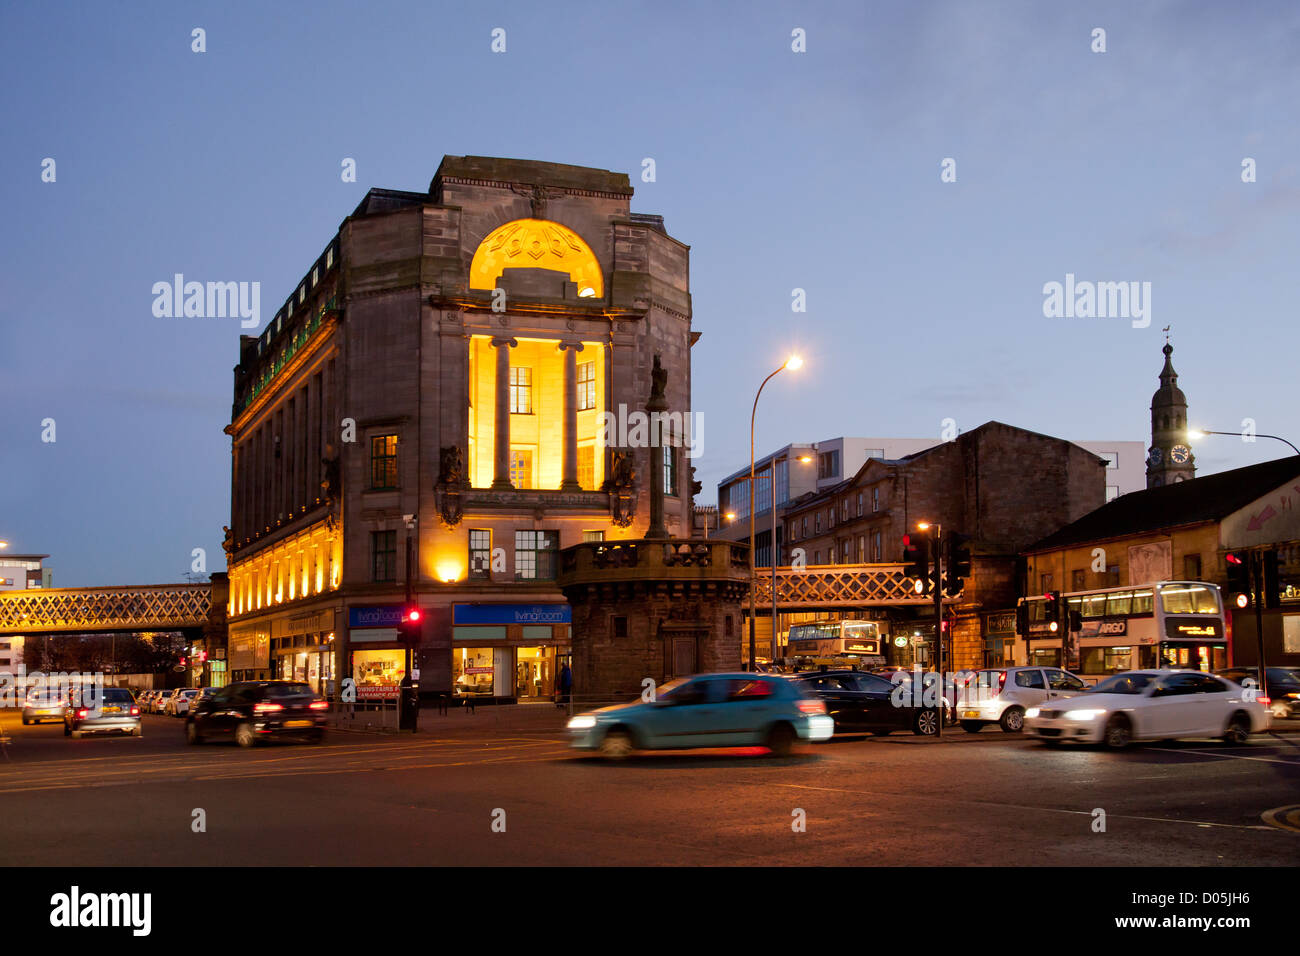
xmin=2 ymin=0 xmax=1297 ymax=585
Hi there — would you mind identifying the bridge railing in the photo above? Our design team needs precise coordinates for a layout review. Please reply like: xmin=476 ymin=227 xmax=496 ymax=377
xmin=751 ymin=563 xmax=941 ymax=608
xmin=0 ymin=584 xmax=212 ymax=634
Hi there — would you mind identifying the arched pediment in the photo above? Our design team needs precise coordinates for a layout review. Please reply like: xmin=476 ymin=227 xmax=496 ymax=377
xmin=469 ymin=218 xmax=602 ymax=297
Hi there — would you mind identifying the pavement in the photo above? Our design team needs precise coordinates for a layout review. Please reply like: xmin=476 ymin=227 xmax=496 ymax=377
xmin=1 ymin=707 xmax=1298 ymax=866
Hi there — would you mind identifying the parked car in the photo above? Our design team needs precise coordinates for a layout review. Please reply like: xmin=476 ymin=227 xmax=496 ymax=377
xmin=1024 ymin=669 xmax=1271 ymax=749
xmin=566 ymin=673 xmax=833 ymax=758
xmin=1215 ymin=667 xmax=1300 ymax=719
xmin=22 ymin=688 xmax=68 ymax=725
xmin=186 ymin=680 xmax=328 ymax=747
xmin=63 ymin=687 xmax=142 ymax=738
xmin=956 ymin=666 xmax=1090 ymax=733
xmin=189 ymin=687 xmax=216 ymax=711
xmin=136 ymin=690 xmax=156 ymax=713
xmin=791 ymin=669 xmax=946 ymax=736
xmin=166 ymin=688 xmax=199 ymax=716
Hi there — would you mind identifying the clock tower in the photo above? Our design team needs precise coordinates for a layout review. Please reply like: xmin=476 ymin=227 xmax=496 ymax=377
xmin=1147 ymin=339 xmax=1195 ymax=488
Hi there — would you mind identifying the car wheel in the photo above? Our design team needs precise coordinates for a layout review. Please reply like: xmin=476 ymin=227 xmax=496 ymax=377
xmin=1103 ymin=714 xmax=1132 ymax=749
xmin=1222 ymin=712 xmax=1251 ymax=746
xmin=132 ymin=726 xmax=142 ymax=737
xmin=999 ymin=707 xmax=1025 ymax=733
xmin=599 ymin=728 xmax=633 ymax=759
xmin=185 ymin=722 xmax=203 ymax=745
xmin=21 ymin=716 xmax=29 ymax=726
xmin=766 ymin=723 xmax=797 ymax=756
xmin=913 ymin=709 xmax=940 ymax=736
xmin=960 ymin=720 xmax=983 ymax=734
xmin=235 ymin=722 xmax=256 ymax=748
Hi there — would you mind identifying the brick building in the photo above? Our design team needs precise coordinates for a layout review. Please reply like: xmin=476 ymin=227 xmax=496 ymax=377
xmin=223 ymin=155 xmax=698 ymax=702
xmin=779 ymin=421 xmax=1108 ymax=669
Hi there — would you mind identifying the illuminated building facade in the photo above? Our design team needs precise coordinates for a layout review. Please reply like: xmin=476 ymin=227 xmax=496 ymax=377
xmin=224 ymin=156 xmax=696 ymax=699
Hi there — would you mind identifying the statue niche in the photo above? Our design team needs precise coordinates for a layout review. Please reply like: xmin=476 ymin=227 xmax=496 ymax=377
xmin=436 ymin=445 xmax=465 ymax=529
xmin=603 ymin=450 xmax=638 ymax=528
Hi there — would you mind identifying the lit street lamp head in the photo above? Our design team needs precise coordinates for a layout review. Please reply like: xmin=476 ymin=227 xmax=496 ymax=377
xmin=784 ymin=355 xmax=803 ymax=371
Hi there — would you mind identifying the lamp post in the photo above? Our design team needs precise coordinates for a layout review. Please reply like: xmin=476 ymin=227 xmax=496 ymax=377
xmin=748 ymin=356 xmax=802 ymax=671
xmin=1187 ymin=429 xmax=1300 ymax=456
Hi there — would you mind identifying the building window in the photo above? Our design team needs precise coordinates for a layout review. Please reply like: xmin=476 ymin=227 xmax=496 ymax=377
xmin=371 ymin=531 xmax=397 ymax=583
xmin=577 ymin=361 xmax=596 ymax=411
xmin=613 ymin=615 xmax=628 ymax=638
xmin=1100 ymin=452 xmax=1119 ymax=469
xmin=842 ymin=541 xmax=851 ymax=563
xmin=725 ymin=615 xmax=734 ymax=637
xmin=872 ymin=487 xmax=880 ymax=512
xmin=369 ymin=435 xmax=398 ymax=490
xmin=872 ymin=531 xmax=883 ymax=562
xmin=1107 ymin=564 xmax=1121 ymax=586
xmin=469 ymin=529 xmax=492 ymax=579
xmin=1106 ymin=486 xmax=1120 ymax=501
xmin=1040 ymin=572 xmax=1053 ymax=592
xmin=1184 ymin=554 xmax=1202 ymax=580
xmin=582 ymin=530 xmax=605 ymax=543
xmin=1072 ymin=569 xmax=1086 ymax=591
xmin=510 ymin=448 xmax=535 ymax=489
xmin=509 ymin=366 xmax=533 ymax=414
xmin=858 ymin=535 xmax=866 ymax=561
xmin=857 ymin=493 xmax=863 ymax=517
xmin=663 ymin=446 xmax=677 ymax=496
xmin=842 ymin=499 xmax=849 ymax=521
xmin=814 ymin=550 xmax=821 ymax=565
xmin=828 ymin=508 xmax=835 ymax=529
xmin=818 ymin=450 xmax=840 ymax=479
xmin=815 ymin=514 xmax=821 ymax=534
xmin=515 ymin=530 xmax=559 ymax=580
xmin=802 ymin=517 xmax=809 ymax=537
xmin=577 ymin=444 xmax=594 ymax=490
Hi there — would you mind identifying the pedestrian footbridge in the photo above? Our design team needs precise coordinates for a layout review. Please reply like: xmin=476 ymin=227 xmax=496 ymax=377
xmin=0 ymin=584 xmax=212 ymax=635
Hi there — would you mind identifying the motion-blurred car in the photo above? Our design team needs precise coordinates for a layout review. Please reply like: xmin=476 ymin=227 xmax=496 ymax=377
xmin=22 ymin=688 xmax=68 ymax=725
xmin=791 ymin=669 xmax=946 ymax=736
xmin=63 ymin=687 xmax=142 ymax=738
xmin=186 ymin=680 xmax=328 ymax=747
xmin=566 ymin=673 xmax=833 ymax=758
xmin=1024 ymin=669 xmax=1270 ymax=749
xmin=956 ymin=666 xmax=1089 ymax=733
xmin=167 ymin=688 xmax=199 ymax=716
xmin=1215 ymin=667 xmax=1300 ymax=719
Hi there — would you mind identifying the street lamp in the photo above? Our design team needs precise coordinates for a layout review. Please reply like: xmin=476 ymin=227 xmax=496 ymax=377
xmin=748 ymin=355 xmax=802 ymax=670
xmin=1187 ymin=428 xmax=1300 ymax=456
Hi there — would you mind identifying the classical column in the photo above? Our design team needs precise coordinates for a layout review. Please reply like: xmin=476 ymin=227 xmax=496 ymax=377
xmin=559 ymin=341 xmax=583 ymax=491
xmin=491 ymin=337 xmax=517 ymax=489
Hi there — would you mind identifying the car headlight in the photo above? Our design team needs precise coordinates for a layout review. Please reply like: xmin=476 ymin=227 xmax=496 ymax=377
xmin=1024 ymin=707 xmax=1040 ymax=718
xmin=566 ymin=715 xmax=597 ymax=730
xmin=1069 ymin=709 xmax=1107 ymax=721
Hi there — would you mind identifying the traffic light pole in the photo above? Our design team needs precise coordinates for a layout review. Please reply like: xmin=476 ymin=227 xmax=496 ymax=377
xmin=1252 ymin=551 xmax=1268 ymax=701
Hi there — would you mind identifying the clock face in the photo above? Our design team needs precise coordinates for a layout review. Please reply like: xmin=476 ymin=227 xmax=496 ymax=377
xmin=1171 ymin=444 xmax=1191 ymax=464
xmin=1148 ymin=446 xmax=1163 ymax=466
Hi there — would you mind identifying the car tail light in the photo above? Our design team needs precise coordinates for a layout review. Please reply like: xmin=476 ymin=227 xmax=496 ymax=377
xmin=797 ymin=699 xmax=827 ymax=715
xmin=1257 ymin=696 xmax=1271 ymax=707
xmin=253 ymin=702 xmax=284 ymax=715
xmin=997 ymin=671 xmax=1007 ymax=693
xmin=309 ymin=700 xmax=328 ymax=710
xmin=130 ymin=707 xmax=140 ymax=716
xmin=76 ymin=709 xmax=89 ymax=719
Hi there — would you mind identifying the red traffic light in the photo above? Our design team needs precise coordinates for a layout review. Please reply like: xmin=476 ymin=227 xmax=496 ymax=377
xmin=1226 ymin=553 xmax=1244 ymax=566
xmin=407 ymin=608 xmax=421 ymax=622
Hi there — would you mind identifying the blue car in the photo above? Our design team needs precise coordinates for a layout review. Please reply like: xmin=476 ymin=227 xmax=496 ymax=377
xmin=566 ymin=673 xmax=834 ymax=758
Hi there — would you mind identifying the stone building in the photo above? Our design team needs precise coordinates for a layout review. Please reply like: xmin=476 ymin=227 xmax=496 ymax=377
xmin=223 ymin=155 xmax=698 ymax=701
xmin=779 ymin=421 xmax=1108 ymax=669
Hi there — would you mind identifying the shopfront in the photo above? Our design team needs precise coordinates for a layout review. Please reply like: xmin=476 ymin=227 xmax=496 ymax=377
xmin=347 ymin=605 xmax=408 ymax=697
xmin=452 ymin=603 xmax=571 ymax=703
xmin=228 ymin=622 xmax=272 ymax=682
xmin=271 ymin=607 xmax=336 ymax=694
xmin=983 ymin=612 xmax=1018 ymax=668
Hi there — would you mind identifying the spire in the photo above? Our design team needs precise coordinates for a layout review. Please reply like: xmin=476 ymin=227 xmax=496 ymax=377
xmin=1159 ymin=341 xmax=1177 ymax=389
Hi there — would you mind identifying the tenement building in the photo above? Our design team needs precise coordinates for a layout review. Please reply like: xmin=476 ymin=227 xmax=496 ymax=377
xmin=779 ymin=422 xmax=1108 ymax=670
xmin=223 ymin=155 xmax=697 ymax=701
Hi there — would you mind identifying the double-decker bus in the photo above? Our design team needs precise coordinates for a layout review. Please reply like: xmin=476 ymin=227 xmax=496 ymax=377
xmin=786 ymin=620 xmax=885 ymax=665
xmin=1017 ymin=580 xmax=1227 ymax=677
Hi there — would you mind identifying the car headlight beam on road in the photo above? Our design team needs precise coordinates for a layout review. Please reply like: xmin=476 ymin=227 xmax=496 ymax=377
xmin=567 ymin=715 xmax=597 ymax=730
xmin=1025 ymin=707 xmax=1040 ymax=718
xmin=1069 ymin=709 xmax=1107 ymax=721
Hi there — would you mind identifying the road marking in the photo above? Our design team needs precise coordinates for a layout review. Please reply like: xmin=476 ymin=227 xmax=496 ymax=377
xmin=1139 ymin=746 xmax=1300 ymax=766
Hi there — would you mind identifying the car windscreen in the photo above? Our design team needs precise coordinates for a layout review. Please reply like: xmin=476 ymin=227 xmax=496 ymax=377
xmin=103 ymin=689 xmax=134 ymax=703
xmin=263 ymin=682 xmax=314 ymax=698
xmin=1088 ymin=673 xmax=1153 ymax=695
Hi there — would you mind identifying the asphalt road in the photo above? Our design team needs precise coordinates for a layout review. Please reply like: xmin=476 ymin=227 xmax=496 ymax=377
xmin=1 ymin=710 xmax=1297 ymax=866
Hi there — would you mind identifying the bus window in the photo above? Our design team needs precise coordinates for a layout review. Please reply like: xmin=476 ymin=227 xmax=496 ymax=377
xmin=1160 ymin=584 xmax=1220 ymax=615
xmin=1081 ymin=594 xmax=1108 ymax=618
xmin=1131 ymin=590 xmax=1154 ymax=614
xmin=1105 ymin=591 xmax=1132 ymax=616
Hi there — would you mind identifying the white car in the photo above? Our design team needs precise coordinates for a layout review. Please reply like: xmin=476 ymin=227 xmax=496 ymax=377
xmin=956 ymin=666 xmax=1089 ymax=733
xmin=166 ymin=689 xmax=199 ymax=716
xmin=1024 ymin=669 xmax=1271 ymax=749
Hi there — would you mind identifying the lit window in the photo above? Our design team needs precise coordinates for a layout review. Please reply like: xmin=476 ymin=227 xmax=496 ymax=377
xmin=577 ymin=444 xmax=594 ymax=490
xmin=510 ymin=366 xmax=533 ymax=414
xmin=510 ymin=448 xmax=535 ymax=489
xmin=582 ymin=530 xmax=605 ymax=543
xmin=577 ymin=362 xmax=596 ymax=411
xmin=370 ymin=435 xmax=398 ymax=490
xmin=663 ymin=446 xmax=677 ymax=496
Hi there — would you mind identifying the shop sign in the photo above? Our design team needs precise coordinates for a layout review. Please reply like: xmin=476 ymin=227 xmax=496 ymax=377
xmin=454 ymin=603 xmax=571 ymax=625
xmin=985 ymin=612 xmax=1017 ymax=636
xmin=357 ymin=684 xmax=399 ymax=700
xmin=349 ymin=606 xmax=404 ymax=628
xmin=465 ymin=666 xmax=493 ymax=675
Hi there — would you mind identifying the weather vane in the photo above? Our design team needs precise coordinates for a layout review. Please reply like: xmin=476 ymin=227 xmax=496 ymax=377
xmin=1162 ymin=325 xmax=1171 ymax=344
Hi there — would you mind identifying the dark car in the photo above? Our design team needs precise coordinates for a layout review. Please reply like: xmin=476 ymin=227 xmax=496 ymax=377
xmin=186 ymin=680 xmax=328 ymax=747
xmin=1216 ymin=666 xmax=1300 ymax=718
xmin=792 ymin=669 xmax=944 ymax=736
